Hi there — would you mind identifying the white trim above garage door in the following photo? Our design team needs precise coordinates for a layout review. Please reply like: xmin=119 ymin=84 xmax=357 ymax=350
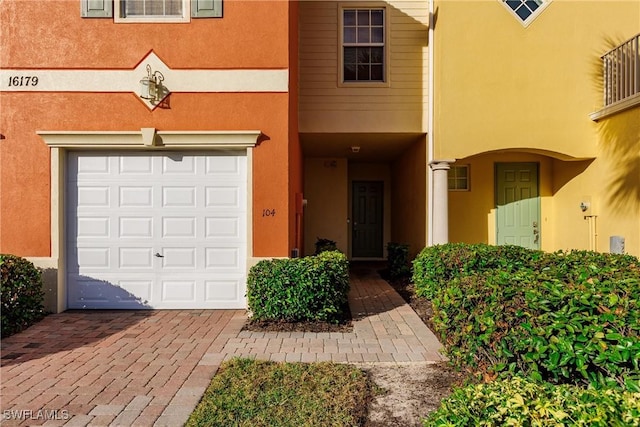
xmin=66 ymin=151 xmax=247 ymax=309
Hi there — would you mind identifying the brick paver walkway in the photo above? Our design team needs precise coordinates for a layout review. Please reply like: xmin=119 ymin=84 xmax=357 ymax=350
xmin=1 ymin=311 xmax=245 ymax=426
xmin=225 ymin=266 xmax=446 ymax=364
xmin=0 ymin=265 xmax=444 ymax=426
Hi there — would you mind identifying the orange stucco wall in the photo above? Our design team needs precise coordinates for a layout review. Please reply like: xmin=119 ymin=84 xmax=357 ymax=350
xmin=0 ymin=0 xmax=297 ymax=258
xmin=0 ymin=1 xmax=289 ymax=69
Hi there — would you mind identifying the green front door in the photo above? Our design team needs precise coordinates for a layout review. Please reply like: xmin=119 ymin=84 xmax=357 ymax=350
xmin=352 ymin=181 xmax=384 ymax=257
xmin=495 ymin=162 xmax=540 ymax=250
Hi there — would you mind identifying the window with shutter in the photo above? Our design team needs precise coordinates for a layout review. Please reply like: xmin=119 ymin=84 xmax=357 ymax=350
xmin=81 ymin=0 xmax=222 ymax=20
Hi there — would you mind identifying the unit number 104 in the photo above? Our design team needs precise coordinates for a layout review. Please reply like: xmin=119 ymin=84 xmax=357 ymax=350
xmin=8 ymin=76 xmax=39 ymax=87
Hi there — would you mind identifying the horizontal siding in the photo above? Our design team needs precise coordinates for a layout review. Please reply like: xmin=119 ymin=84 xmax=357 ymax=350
xmin=299 ymin=0 xmax=429 ymax=133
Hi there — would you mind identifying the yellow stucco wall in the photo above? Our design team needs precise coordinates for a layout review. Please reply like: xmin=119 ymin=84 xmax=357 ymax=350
xmin=449 ymin=153 xmax=556 ymax=251
xmin=438 ymin=0 xmax=640 ymax=256
xmin=435 ymin=0 xmax=639 ymax=161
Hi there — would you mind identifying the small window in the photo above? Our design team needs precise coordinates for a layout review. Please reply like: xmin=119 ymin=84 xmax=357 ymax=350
xmin=116 ymin=0 xmax=190 ymax=22
xmin=448 ymin=165 xmax=470 ymax=191
xmin=501 ymin=0 xmax=550 ymax=27
xmin=341 ymin=7 xmax=386 ymax=83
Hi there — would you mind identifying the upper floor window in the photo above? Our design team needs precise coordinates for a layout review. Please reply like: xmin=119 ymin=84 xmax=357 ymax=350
xmin=501 ymin=0 xmax=550 ymax=27
xmin=341 ymin=8 xmax=386 ymax=83
xmin=116 ymin=0 xmax=189 ymax=22
xmin=80 ymin=0 xmax=222 ymax=20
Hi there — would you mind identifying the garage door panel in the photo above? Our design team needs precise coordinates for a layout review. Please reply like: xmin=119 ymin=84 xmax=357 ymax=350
xmin=205 ymin=278 xmax=242 ymax=302
xmin=77 ymin=186 xmax=111 ymax=208
xmin=120 ymin=155 xmax=154 ymax=174
xmin=206 ymin=155 xmax=242 ymax=175
xmin=205 ymin=186 xmax=243 ymax=209
xmin=205 ymin=247 xmax=242 ymax=270
xmin=162 ymin=186 xmax=197 ymax=207
xmin=75 ymin=217 xmax=111 ymax=238
xmin=160 ymin=248 xmax=197 ymax=269
xmin=72 ymin=155 xmax=111 ymax=176
xmin=162 ymin=217 xmax=197 ymax=238
xmin=67 ymin=151 xmax=247 ymax=309
xmin=162 ymin=155 xmax=197 ymax=174
xmin=119 ymin=217 xmax=154 ymax=238
xmin=68 ymin=275 xmax=152 ymax=308
xmin=76 ymin=247 xmax=110 ymax=269
xmin=119 ymin=247 xmax=154 ymax=269
xmin=161 ymin=280 xmax=197 ymax=302
xmin=205 ymin=216 xmax=244 ymax=240
xmin=119 ymin=186 xmax=154 ymax=207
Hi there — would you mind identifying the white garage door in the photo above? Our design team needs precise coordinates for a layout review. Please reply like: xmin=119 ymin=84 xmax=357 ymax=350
xmin=66 ymin=151 xmax=247 ymax=309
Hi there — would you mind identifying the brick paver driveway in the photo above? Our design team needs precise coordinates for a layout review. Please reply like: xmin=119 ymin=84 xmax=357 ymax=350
xmin=1 ymin=310 xmax=245 ymax=426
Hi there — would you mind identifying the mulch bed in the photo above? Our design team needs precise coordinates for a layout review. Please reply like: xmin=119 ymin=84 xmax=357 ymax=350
xmin=242 ymin=303 xmax=353 ymax=333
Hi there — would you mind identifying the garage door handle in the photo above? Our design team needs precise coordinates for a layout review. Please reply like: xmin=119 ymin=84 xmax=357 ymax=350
xmin=154 ymin=252 xmax=164 ymax=258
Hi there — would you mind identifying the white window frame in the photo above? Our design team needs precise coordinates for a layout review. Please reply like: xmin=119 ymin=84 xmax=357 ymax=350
xmin=115 ymin=0 xmax=190 ymax=23
xmin=338 ymin=3 xmax=389 ymax=88
xmin=500 ymin=0 xmax=551 ymax=28
xmin=448 ymin=165 xmax=470 ymax=192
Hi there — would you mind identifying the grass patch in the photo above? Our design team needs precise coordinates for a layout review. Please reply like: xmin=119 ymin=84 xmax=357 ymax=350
xmin=186 ymin=358 xmax=372 ymax=427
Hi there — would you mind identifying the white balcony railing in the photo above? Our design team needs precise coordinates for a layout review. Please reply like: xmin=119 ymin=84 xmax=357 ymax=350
xmin=603 ymin=33 xmax=640 ymax=107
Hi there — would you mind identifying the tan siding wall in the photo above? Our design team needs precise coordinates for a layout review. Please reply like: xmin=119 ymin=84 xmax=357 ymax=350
xmin=299 ymin=1 xmax=428 ymax=133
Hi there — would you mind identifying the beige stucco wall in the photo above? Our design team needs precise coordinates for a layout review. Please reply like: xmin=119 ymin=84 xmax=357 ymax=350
xmin=391 ymin=137 xmax=427 ymax=259
xmin=303 ymin=158 xmax=349 ymax=256
xmin=299 ymin=0 xmax=429 ymax=134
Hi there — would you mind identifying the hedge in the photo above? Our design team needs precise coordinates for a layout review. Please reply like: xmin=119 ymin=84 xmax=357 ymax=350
xmin=412 ymin=244 xmax=640 ymax=391
xmin=1 ymin=254 xmax=46 ymax=337
xmin=423 ymin=376 xmax=640 ymax=427
xmin=247 ymin=251 xmax=349 ymax=322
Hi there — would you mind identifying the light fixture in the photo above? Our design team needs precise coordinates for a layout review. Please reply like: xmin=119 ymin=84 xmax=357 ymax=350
xmin=139 ymin=64 xmax=165 ymax=104
xmin=351 ymin=146 xmax=360 ymax=153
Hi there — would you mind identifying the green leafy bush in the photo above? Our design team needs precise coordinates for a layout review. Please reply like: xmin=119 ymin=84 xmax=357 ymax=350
xmin=1 ymin=254 xmax=46 ymax=337
xmin=247 ymin=251 xmax=349 ymax=322
xmin=413 ymin=243 xmax=640 ymax=391
xmin=412 ymin=243 xmax=543 ymax=299
xmin=423 ymin=376 xmax=640 ymax=427
xmin=387 ymin=242 xmax=411 ymax=279
xmin=314 ymin=237 xmax=338 ymax=255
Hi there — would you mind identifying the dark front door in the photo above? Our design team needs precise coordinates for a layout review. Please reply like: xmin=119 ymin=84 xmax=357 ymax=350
xmin=352 ymin=181 xmax=384 ymax=257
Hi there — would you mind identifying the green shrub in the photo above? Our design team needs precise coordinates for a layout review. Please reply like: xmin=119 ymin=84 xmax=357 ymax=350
xmin=387 ymin=242 xmax=411 ymax=279
xmin=413 ymin=243 xmax=640 ymax=391
xmin=412 ymin=243 xmax=542 ymax=299
xmin=314 ymin=237 xmax=338 ymax=255
xmin=247 ymin=251 xmax=349 ymax=322
xmin=1 ymin=254 xmax=46 ymax=337
xmin=423 ymin=376 xmax=640 ymax=427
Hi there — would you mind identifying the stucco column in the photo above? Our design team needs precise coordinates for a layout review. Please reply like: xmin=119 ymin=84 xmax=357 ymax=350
xmin=429 ymin=160 xmax=454 ymax=245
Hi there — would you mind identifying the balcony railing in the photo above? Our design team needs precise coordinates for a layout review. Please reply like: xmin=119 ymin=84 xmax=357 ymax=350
xmin=603 ymin=33 xmax=640 ymax=107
